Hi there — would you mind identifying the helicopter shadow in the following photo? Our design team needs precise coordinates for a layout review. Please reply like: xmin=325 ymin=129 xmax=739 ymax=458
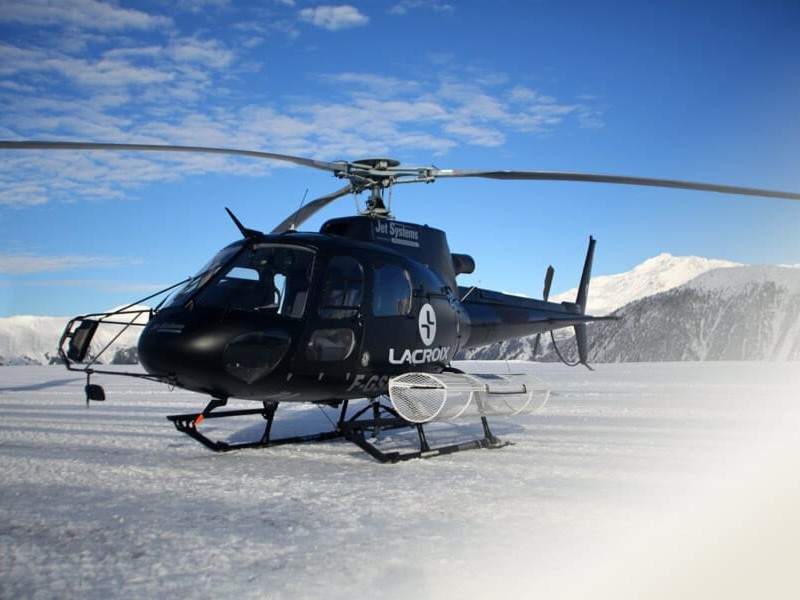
xmin=0 ymin=377 xmax=82 ymax=393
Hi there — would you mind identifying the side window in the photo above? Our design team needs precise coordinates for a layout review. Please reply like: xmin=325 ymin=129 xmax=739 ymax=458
xmin=319 ymin=256 xmax=363 ymax=319
xmin=373 ymin=264 xmax=412 ymax=317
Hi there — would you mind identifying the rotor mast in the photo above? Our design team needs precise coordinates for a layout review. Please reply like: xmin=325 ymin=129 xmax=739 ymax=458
xmin=339 ymin=158 xmax=403 ymax=219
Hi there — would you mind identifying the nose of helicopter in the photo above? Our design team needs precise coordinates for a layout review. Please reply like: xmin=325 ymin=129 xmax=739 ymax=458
xmin=137 ymin=313 xmax=292 ymax=391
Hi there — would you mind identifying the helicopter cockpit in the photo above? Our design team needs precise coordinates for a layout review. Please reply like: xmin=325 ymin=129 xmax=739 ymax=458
xmin=167 ymin=242 xmax=315 ymax=318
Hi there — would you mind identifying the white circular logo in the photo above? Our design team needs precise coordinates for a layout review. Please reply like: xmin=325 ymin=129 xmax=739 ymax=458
xmin=418 ymin=303 xmax=437 ymax=346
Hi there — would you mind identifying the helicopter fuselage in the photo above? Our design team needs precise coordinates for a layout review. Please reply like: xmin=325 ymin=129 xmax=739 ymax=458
xmin=137 ymin=216 xmax=596 ymax=403
xmin=138 ymin=219 xmax=464 ymax=402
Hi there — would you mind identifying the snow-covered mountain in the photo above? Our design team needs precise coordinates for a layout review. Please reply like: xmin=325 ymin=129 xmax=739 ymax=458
xmin=0 ymin=316 xmax=70 ymax=365
xmin=588 ymin=265 xmax=800 ymax=362
xmin=552 ymin=252 xmax=740 ymax=315
xmin=0 ymin=310 xmax=147 ymax=366
xmin=468 ymin=263 xmax=800 ymax=363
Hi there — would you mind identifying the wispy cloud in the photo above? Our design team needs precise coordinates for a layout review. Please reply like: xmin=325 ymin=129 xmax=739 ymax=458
xmin=0 ymin=278 xmax=173 ymax=296
xmin=0 ymin=2 xmax=605 ymax=206
xmin=389 ymin=1 xmax=454 ymax=16
xmin=0 ymin=65 xmax=603 ymax=203
xmin=0 ymin=253 xmax=137 ymax=274
xmin=167 ymin=38 xmax=235 ymax=69
xmin=177 ymin=0 xmax=233 ymax=14
xmin=0 ymin=0 xmax=171 ymax=31
xmin=298 ymin=5 xmax=369 ymax=30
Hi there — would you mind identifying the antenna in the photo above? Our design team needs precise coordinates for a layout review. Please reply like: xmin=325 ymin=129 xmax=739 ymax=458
xmin=289 ymin=189 xmax=309 ymax=231
xmin=225 ymin=207 xmax=263 ymax=239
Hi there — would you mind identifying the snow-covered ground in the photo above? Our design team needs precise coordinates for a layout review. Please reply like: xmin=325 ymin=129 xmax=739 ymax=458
xmin=1 ymin=362 xmax=799 ymax=599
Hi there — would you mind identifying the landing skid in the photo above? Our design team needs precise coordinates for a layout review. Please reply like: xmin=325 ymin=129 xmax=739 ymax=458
xmin=166 ymin=399 xmax=344 ymax=452
xmin=341 ymin=415 xmax=510 ymax=462
xmin=167 ymin=397 xmax=510 ymax=462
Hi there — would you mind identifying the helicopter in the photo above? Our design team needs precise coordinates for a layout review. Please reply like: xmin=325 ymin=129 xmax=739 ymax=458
xmin=2 ymin=140 xmax=799 ymax=462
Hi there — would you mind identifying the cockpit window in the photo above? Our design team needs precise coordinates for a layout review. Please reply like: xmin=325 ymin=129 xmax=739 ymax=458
xmin=190 ymin=244 xmax=315 ymax=317
xmin=319 ymin=256 xmax=363 ymax=319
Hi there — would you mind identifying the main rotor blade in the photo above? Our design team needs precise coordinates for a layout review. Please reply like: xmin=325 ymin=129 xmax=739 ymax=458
xmin=434 ymin=169 xmax=800 ymax=201
xmin=271 ymin=184 xmax=354 ymax=233
xmin=5 ymin=140 xmax=798 ymax=201
xmin=0 ymin=140 xmax=344 ymax=174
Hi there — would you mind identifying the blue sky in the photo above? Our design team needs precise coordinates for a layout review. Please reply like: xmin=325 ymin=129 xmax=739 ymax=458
xmin=1 ymin=0 xmax=799 ymax=317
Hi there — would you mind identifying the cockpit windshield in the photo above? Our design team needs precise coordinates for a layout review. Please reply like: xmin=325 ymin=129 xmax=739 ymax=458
xmin=189 ymin=244 xmax=315 ymax=317
xmin=166 ymin=242 xmax=243 ymax=309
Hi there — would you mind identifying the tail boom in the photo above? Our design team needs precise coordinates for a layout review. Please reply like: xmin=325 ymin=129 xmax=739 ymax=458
xmin=457 ymin=236 xmax=613 ymax=365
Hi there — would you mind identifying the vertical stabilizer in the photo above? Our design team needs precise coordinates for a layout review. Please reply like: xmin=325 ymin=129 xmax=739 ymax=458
xmin=574 ymin=236 xmax=596 ymax=370
xmin=575 ymin=236 xmax=596 ymax=313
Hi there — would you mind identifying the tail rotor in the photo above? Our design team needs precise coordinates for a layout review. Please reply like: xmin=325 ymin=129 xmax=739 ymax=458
xmin=532 ymin=265 xmax=555 ymax=357
xmin=573 ymin=236 xmax=596 ymax=370
xmin=545 ymin=236 xmax=598 ymax=370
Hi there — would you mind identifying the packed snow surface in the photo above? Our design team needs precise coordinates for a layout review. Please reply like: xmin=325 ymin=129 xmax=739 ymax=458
xmin=1 ymin=362 xmax=799 ymax=599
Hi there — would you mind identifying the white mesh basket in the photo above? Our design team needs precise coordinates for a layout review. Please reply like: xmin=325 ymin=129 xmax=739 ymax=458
xmin=389 ymin=371 xmax=549 ymax=423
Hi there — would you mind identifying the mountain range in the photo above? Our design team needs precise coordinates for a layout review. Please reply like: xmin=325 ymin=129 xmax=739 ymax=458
xmin=1 ymin=254 xmax=798 ymax=365
xmin=466 ymin=257 xmax=800 ymax=363
xmin=0 ymin=310 xmax=146 ymax=366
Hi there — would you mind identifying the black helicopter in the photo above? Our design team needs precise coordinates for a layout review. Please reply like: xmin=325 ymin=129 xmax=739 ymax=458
xmin=3 ymin=140 xmax=799 ymax=462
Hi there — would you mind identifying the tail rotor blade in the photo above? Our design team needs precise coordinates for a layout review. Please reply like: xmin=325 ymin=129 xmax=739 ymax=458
xmin=533 ymin=265 xmax=556 ymax=358
xmin=574 ymin=236 xmax=597 ymax=370
xmin=543 ymin=265 xmax=555 ymax=301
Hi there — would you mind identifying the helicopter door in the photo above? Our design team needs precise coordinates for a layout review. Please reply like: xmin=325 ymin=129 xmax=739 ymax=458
xmin=305 ymin=255 xmax=364 ymax=365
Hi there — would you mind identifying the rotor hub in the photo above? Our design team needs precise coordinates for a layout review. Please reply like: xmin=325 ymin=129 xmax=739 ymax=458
xmin=352 ymin=158 xmax=401 ymax=170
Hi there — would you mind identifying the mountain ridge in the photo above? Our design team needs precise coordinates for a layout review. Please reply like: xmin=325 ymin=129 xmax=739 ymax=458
xmin=551 ymin=252 xmax=741 ymax=315
xmin=469 ymin=263 xmax=800 ymax=363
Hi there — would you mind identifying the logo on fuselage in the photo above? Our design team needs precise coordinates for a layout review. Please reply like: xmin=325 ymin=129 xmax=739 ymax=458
xmin=418 ymin=303 xmax=436 ymax=346
xmin=387 ymin=303 xmax=448 ymax=365
xmin=388 ymin=346 xmax=451 ymax=365
xmin=373 ymin=221 xmax=420 ymax=248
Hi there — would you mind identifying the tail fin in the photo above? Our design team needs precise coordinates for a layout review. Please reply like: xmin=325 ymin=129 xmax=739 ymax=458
xmin=574 ymin=236 xmax=596 ymax=370
xmin=576 ymin=236 xmax=595 ymax=312
xmin=533 ymin=265 xmax=555 ymax=357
